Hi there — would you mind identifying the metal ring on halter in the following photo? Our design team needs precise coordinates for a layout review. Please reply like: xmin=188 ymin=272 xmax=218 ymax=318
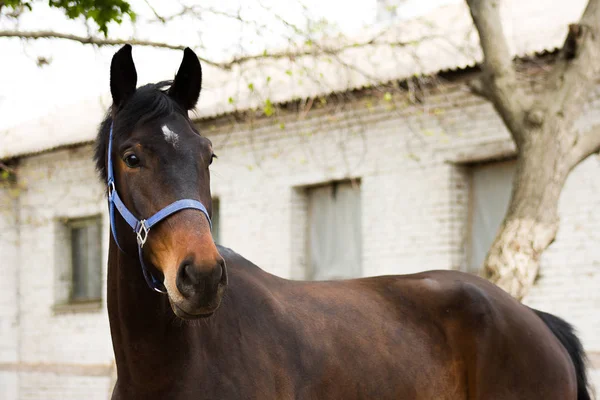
xmin=107 ymin=122 xmax=211 ymax=293
xmin=108 ymin=180 xmax=116 ymax=198
xmin=136 ymin=220 xmax=149 ymax=247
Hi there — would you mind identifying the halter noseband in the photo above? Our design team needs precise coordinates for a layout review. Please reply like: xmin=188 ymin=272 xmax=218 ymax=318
xmin=107 ymin=122 xmax=212 ymax=293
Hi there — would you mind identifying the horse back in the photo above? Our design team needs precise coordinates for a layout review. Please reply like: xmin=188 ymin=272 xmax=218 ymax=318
xmin=383 ymin=269 xmax=578 ymax=399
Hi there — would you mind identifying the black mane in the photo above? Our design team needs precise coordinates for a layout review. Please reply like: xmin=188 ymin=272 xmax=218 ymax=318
xmin=94 ymin=80 xmax=188 ymax=183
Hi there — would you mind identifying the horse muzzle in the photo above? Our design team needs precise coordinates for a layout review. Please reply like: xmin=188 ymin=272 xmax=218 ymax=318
xmin=169 ymin=256 xmax=227 ymax=319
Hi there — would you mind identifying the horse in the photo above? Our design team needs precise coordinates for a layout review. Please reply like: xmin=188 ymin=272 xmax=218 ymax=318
xmin=95 ymin=44 xmax=592 ymax=400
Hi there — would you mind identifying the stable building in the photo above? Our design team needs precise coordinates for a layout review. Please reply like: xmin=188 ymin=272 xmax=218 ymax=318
xmin=0 ymin=0 xmax=598 ymax=398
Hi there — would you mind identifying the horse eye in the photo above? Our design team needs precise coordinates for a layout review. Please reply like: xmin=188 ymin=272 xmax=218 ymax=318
xmin=124 ymin=154 xmax=140 ymax=168
xmin=209 ymin=153 xmax=218 ymax=165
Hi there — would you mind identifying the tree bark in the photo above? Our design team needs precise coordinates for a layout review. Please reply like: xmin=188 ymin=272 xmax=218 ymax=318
xmin=466 ymin=0 xmax=600 ymax=299
xmin=482 ymin=126 xmax=570 ymax=299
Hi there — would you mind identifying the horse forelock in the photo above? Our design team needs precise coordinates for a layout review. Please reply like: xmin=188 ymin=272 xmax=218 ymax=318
xmin=93 ymin=80 xmax=189 ymax=184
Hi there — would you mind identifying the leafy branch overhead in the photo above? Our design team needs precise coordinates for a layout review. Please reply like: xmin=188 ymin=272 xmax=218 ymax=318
xmin=0 ymin=0 xmax=431 ymax=70
xmin=2 ymin=0 xmax=135 ymax=35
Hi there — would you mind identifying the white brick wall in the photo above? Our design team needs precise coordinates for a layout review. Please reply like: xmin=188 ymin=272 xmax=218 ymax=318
xmin=1 ymin=147 xmax=114 ymax=399
xmin=0 ymin=181 xmax=20 ymax=400
xmin=2 ymin=82 xmax=599 ymax=397
xmin=17 ymin=373 xmax=112 ymax=400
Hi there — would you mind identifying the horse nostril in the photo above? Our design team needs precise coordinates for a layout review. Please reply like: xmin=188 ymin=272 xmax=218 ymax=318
xmin=212 ymin=259 xmax=224 ymax=284
xmin=185 ymin=263 xmax=202 ymax=285
xmin=176 ymin=258 xmax=225 ymax=298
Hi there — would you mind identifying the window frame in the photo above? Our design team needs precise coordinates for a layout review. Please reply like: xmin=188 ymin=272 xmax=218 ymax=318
xmin=304 ymin=178 xmax=363 ymax=281
xmin=466 ymin=158 xmax=517 ymax=274
xmin=53 ymin=214 xmax=103 ymax=314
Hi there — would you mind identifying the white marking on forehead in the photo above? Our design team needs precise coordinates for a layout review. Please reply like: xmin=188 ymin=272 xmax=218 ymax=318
xmin=162 ymin=124 xmax=179 ymax=148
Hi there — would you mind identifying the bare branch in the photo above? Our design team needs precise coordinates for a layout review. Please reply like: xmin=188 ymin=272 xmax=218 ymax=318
xmin=0 ymin=161 xmax=15 ymax=174
xmin=543 ymin=0 xmax=600 ymax=126
xmin=466 ymin=77 xmax=489 ymax=99
xmin=465 ymin=0 xmax=531 ymax=147
xmin=568 ymin=124 xmax=600 ymax=166
xmin=143 ymin=0 xmax=166 ymax=23
xmin=0 ymin=29 xmax=431 ymax=71
xmin=466 ymin=0 xmax=513 ymax=77
xmin=218 ymin=38 xmax=433 ymax=70
xmin=0 ymin=30 xmax=191 ymax=51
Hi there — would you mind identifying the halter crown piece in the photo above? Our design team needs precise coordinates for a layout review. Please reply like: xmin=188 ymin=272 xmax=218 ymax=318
xmin=107 ymin=122 xmax=212 ymax=293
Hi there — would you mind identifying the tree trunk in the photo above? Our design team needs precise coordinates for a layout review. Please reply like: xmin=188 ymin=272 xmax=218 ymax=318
xmin=482 ymin=127 xmax=571 ymax=300
xmin=466 ymin=0 xmax=600 ymax=299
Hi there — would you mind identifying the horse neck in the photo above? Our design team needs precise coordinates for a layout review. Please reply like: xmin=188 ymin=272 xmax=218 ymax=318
xmin=107 ymin=239 xmax=192 ymax=388
xmin=107 ymin=239 xmax=273 ymax=392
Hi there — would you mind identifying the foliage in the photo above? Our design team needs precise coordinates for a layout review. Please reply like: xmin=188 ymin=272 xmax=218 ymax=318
xmin=2 ymin=0 xmax=134 ymax=35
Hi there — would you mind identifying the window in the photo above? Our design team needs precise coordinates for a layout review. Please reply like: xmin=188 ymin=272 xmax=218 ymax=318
xmin=212 ymin=198 xmax=221 ymax=244
xmin=307 ymin=180 xmax=362 ymax=280
xmin=55 ymin=216 xmax=102 ymax=307
xmin=468 ymin=159 xmax=516 ymax=273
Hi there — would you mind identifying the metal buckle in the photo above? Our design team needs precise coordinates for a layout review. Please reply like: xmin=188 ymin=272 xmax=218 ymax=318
xmin=108 ymin=181 xmax=116 ymax=198
xmin=136 ymin=220 xmax=149 ymax=247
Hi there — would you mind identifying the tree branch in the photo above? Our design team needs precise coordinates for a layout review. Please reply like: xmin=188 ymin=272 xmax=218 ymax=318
xmin=0 ymin=161 xmax=15 ymax=174
xmin=0 ymin=30 xmax=194 ymax=52
xmin=465 ymin=0 xmax=531 ymax=148
xmin=543 ymin=0 xmax=600 ymax=127
xmin=568 ymin=124 xmax=600 ymax=166
xmin=142 ymin=0 xmax=166 ymax=23
xmin=0 ymin=29 xmax=431 ymax=71
xmin=466 ymin=77 xmax=489 ymax=99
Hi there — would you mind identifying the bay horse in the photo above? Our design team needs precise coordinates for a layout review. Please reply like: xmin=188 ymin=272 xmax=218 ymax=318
xmin=95 ymin=45 xmax=592 ymax=399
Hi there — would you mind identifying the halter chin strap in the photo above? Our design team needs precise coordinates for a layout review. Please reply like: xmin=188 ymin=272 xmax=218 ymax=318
xmin=107 ymin=122 xmax=212 ymax=293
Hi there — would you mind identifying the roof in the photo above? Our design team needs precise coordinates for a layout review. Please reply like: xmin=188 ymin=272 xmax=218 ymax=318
xmin=0 ymin=0 xmax=588 ymax=160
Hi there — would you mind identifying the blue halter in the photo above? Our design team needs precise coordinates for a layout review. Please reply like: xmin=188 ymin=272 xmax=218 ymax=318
xmin=107 ymin=122 xmax=212 ymax=293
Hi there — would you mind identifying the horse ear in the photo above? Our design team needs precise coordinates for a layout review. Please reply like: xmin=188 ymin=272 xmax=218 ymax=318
xmin=169 ymin=47 xmax=202 ymax=110
xmin=110 ymin=44 xmax=137 ymax=109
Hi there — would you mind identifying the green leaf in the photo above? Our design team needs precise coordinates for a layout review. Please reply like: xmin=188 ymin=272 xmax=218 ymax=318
xmin=383 ymin=92 xmax=393 ymax=102
xmin=263 ymin=99 xmax=274 ymax=117
xmin=44 ymin=0 xmax=135 ymax=37
xmin=228 ymin=97 xmax=235 ymax=104
xmin=248 ymin=83 xmax=254 ymax=91
xmin=285 ymin=70 xmax=293 ymax=76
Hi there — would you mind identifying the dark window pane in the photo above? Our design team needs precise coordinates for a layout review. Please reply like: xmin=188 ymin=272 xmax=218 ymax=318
xmin=69 ymin=217 xmax=102 ymax=302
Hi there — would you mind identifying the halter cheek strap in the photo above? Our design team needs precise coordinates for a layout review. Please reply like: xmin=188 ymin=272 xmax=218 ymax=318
xmin=107 ymin=123 xmax=212 ymax=293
